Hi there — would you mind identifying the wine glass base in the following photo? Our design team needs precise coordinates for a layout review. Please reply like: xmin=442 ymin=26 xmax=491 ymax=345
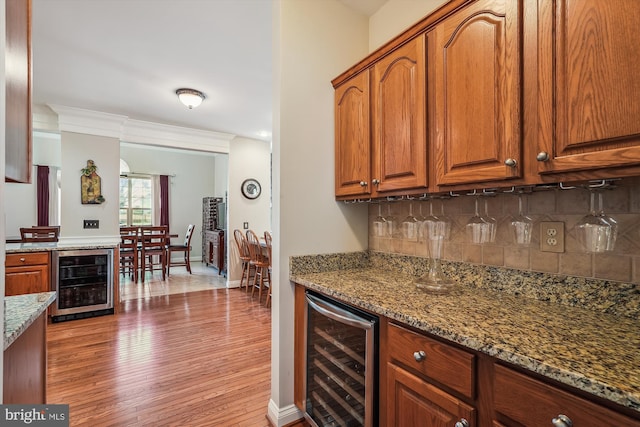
xmin=414 ymin=275 xmax=456 ymax=294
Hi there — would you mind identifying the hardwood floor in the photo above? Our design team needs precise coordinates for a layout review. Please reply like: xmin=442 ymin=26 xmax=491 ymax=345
xmin=47 ymin=267 xmax=273 ymax=426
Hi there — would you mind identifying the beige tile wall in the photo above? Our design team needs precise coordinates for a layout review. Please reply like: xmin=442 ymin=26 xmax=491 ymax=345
xmin=368 ymin=177 xmax=640 ymax=284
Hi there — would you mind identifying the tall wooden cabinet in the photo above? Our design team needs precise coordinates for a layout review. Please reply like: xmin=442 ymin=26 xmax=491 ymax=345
xmin=535 ymin=0 xmax=640 ymax=175
xmin=429 ymin=0 xmax=522 ymax=186
xmin=202 ymin=197 xmax=225 ymax=275
xmin=5 ymin=0 xmax=33 ymax=183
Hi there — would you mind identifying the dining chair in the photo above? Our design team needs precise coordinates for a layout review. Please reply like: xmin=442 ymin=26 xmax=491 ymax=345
xmin=246 ymin=229 xmax=270 ymax=304
xmin=263 ymin=230 xmax=272 ymax=308
xmin=167 ymin=224 xmax=195 ymax=275
xmin=20 ymin=226 xmax=60 ymax=242
xmin=233 ymin=229 xmax=253 ymax=291
xmin=119 ymin=226 xmax=139 ymax=283
xmin=139 ymin=225 xmax=168 ymax=282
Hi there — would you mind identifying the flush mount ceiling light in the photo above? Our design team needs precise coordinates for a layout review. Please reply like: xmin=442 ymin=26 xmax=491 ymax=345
xmin=176 ymin=88 xmax=205 ymax=109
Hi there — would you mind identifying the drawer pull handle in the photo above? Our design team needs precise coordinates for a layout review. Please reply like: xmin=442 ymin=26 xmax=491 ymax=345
xmin=552 ymin=414 xmax=573 ymax=427
xmin=455 ymin=418 xmax=469 ymax=427
xmin=413 ymin=350 xmax=426 ymax=362
xmin=359 ymin=181 xmax=368 ymax=187
xmin=19 ymin=258 xmax=26 ymax=262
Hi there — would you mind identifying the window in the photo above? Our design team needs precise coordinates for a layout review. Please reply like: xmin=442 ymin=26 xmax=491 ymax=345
xmin=119 ymin=176 xmax=153 ymax=226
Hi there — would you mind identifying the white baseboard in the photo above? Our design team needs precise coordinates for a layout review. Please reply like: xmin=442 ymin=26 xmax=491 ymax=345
xmin=226 ymin=279 xmax=241 ymax=289
xmin=266 ymin=400 xmax=304 ymax=427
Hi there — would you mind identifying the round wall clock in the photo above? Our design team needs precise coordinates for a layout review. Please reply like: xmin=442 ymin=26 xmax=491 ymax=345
xmin=241 ymin=178 xmax=262 ymax=199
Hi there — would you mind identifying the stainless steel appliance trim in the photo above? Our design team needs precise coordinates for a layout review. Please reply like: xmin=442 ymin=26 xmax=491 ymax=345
xmin=304 ymin=292 xmax=377 ymax=427
xmin=52 ymin=248 xmax=114 ymax=316
xmin=306 ymin=293 xmax=375 ymax=331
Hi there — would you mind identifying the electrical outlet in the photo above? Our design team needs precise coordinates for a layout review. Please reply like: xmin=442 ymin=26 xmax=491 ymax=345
xmin=243 ymin=222 xmax=249 ymax=230
xmin=83 ymin=219 xmax=99 ymax=229
xmin=540 ymin=221 xmax=564 ymax=253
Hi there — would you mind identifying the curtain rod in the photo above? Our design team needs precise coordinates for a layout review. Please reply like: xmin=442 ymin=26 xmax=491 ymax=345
xmin=120 ymin=172 xmax=176 ymax=177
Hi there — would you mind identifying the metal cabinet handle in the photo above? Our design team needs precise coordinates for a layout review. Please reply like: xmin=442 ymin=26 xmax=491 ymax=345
xmin=413 ymin=350 xmax=426 ymax=362
xmin=19 ymin=257 xmax=26 ymax=262
xmin=504 ymin=158 xmax=517 ymax=167
xmin=552 ymin=414 xmax=573 ymax=427
xmin=372 ymin=179 xmax=380 ymax=185
xmin=536 ymin=151 xmax=550 ymax=162
xmin=455 ymin=418 xmax=469 ymax=427
xmin=359 ymin=181 xmax=368 ymax=187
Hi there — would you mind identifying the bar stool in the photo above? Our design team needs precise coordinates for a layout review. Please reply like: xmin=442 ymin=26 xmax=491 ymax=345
xmin=246 ymin=229 xmax=270 ymax=303
xmin=263 ymin=231 xmax=272 ymax=308
xmin=233 ymin=229 xmax=253 ymax=291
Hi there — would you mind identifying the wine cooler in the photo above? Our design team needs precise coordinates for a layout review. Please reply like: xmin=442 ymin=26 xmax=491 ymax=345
xmin=51 ymin=249 xmax=114 ymax=322
xmin=304 ymin=290 xmax=378 ymax=427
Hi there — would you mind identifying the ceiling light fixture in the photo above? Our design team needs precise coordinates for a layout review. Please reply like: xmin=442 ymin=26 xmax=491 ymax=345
xmin=176 ymin=88 xmax=205 ymax=109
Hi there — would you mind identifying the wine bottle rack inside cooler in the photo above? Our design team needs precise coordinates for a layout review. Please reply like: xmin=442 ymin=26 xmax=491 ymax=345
xmin=305 ymin=291 xmax=378 ymax=427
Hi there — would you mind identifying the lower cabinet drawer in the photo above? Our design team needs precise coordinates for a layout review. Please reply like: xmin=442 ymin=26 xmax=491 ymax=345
xmin=493 ymin=364 xmax=640 ymax=427
xmin=6 ymin=252 xmax=49 ymax=267
xmin=387 ymin=322 xmax=475 ymax=398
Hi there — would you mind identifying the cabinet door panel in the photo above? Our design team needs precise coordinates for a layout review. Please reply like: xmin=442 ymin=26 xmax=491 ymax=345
xmin=335 ymin=70 xmax=371 ymax=197
xmin=537 ymin=0 xmax=640 ymax=173
xmin=431 ymin=0 xmax=521 ymax=185
xmin=387 ymin=363 xmax=475 ymax=427
xmin=372 ymin=36 xmax=427 ymax=193
xmin=6 ymin=265 xmax=49 ymax=296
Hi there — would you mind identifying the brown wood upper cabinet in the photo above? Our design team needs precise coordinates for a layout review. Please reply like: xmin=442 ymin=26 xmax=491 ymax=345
xmin=334 ymin=70 xmax=371 ymax=198
xmin=535 ymin=0 xmax=640 ymax=175
xmin=430 ymin=0 xmax=522 ymax=187
xmin=334 ymin=36 xmax=428 ymax=199
xmin=5 ymin=0 xmax=33 ymax=184
xmin=371 ymin=35 xmax=428 ymax=195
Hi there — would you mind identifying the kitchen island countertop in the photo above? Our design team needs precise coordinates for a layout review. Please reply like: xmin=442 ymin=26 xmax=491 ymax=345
xmin=4 ymin=291 xmax=56 ymax=350
xmin=291 ymin=260 xmax=640 ymax=413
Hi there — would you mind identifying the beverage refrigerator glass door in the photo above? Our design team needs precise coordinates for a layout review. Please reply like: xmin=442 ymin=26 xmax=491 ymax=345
xmin=51 ymin=248 xmax=114 ymax=321
xmin=304 ymin=291 xmax=378 ymax=427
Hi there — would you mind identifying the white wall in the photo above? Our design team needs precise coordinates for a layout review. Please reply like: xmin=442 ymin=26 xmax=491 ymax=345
xmin=369 ymin=0 xmax=448 ymax=51
xmin=227 ymin=136 xmax=271 ymax=286
xmin=60 ymin=132 xmax=120 ymax=240
xmin=269 ymin=0 xmax=369 ymax=424
xmin=5 ymin=133 xmax=61 ymax=237
xmin=120 ymin=144 xmax=221 ymax=262
xmin=0 ymin=0 xmax=6 ymax=401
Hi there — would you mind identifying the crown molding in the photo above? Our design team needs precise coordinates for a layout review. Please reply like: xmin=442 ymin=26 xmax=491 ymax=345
xmin=48 ymin=104 xmax=128 ymax=139
xmin=41 ymin=104 xmax=234 ymax=153
xmin=123 ymin=119 xmax=234 ymax=154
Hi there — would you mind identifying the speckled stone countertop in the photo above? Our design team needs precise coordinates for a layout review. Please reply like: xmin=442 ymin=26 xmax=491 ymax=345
xmin=6 ymin=241 xmax=118 ymax=253
xmin=290 ymin=251 xmax=640 ymax=413
xmin=4 ymin=292 xmax=56 ymax=350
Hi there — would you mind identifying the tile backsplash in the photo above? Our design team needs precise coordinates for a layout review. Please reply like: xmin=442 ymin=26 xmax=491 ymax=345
xmin=369 ymin=177 xmax=640 ymax=284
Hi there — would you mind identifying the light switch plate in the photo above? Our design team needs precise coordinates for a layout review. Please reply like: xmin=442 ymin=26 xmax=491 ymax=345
xmin=84 ymin=219 xmax=99 ymax=229
xmin=540 ymin=221 xmax=564 ymax=253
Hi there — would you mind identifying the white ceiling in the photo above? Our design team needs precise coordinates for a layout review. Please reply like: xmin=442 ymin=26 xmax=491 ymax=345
xmin=31 ymin=0 xmax=383 ymax=143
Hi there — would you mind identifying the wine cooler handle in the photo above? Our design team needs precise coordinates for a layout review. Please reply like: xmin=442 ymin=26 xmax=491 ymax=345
xmin=306 ymin=294 xmax=374 ymax=330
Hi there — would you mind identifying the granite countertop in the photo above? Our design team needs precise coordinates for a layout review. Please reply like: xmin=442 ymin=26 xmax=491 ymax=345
xmin=290 ymin=253 xmax=640 ymax=413
xmin=4 ymin=292 xmax=56 ymax=350
xmin=6 ymin=240 xmax=118 ymax=253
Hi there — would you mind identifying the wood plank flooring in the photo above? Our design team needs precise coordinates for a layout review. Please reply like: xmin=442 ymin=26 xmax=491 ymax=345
xmin=47 ymin=279 xmax=272 ymax=426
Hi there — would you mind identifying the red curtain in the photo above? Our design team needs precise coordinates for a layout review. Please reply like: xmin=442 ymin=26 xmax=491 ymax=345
xmin=36 ymin=165 xmax=50 ymax=226
xmin=160 ymin=175 xmax=169 ymax=227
